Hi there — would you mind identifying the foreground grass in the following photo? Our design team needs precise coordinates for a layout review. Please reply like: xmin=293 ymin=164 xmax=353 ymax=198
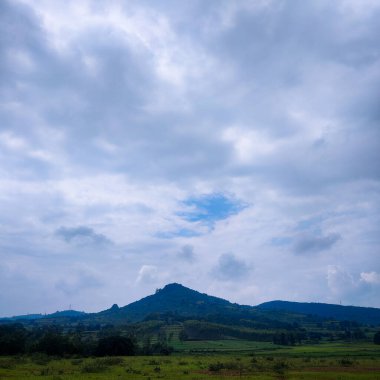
xmin=0 ymin=342 xmax=379 ymax=379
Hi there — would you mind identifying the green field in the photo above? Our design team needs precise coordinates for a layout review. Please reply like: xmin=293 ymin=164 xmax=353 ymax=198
xmin=1 ymin=342 xmax=379 ymax=380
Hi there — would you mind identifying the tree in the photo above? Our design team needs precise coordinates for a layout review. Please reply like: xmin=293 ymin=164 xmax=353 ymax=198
xmin=374 ymin=331 xmax=380 ymax=345
xmin=0 ymin=324 xmax=27 ymax=355
xmin=36 ymin=331 xmax=77 ymax=356
xmin=179 ymin=329 xmax=188 ymax=341
xmin=95 ymin=336 xmax=136 ymax=356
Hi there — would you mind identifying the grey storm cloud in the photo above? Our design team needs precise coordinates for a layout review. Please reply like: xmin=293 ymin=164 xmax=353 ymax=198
xmin=0 ymin=0 xmax=380 ymax=315
xmin=213 ymin=254 xmax=251 ymax=281
xmin=293 ymin=233 xmax=341 ymax=255
xmin=55 ymin=226 xmax=111 ymax=246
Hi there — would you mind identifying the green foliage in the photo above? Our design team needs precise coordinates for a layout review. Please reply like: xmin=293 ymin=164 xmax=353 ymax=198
xmin=0 ymin=323 xmax=27 ymax=354
xmin=95 ymin=335 xmax=136 ymax=356
xmin=81 ymin=358 xmax=109 ymax=373
xmin=258 ymin=300 xmax=380 ymax=325
xmin=208 ymin=361 xmax=225 ymax=372
xmin=35 ymin=331 xmax=78 ymax=355
xmin=339 ymin=358 xmax=354 ymax=366
xmin=0 ymin=342 xmax=380 ymax=379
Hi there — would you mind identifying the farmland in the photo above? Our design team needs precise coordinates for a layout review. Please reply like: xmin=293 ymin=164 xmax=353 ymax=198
xmin=1 ymin=342 xmax=379 ymax=379
xmin=1 ymin=284 xmax=379 ymax=379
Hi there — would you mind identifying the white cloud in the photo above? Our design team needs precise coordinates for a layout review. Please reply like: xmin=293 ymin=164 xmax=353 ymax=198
xmin=361 ymin=271 xmax=380 ymax=285
xmin=0 ymin=131 xmax=28 ymax=150
xmin=136 ymin=265 xmax=160 ymax=284
xmin=0 ymin=0 xmax=379 ymax=315
xmin=327 ymin=265 xmax=355 ymax=296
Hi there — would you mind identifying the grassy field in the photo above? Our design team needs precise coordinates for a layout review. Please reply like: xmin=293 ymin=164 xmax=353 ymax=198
xmin=0 ymin=342 xmax=379 ymax=379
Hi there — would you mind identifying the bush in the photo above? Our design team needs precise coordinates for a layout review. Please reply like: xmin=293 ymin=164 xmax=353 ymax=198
xmin=0 ymin=358 xmax=17 ymax=369
xmin=70 ymin=359 xmax=83 ymax=366
xmin=223 ymin=361 xmax=239 ymax=370
xmin=273 ymin=360 xmax=289 ymax=376
xmin=99 ymin=356 xmax=124 ymax=366
xmin=339 ymin=358 xmax=354 ymax=367
xmin=31 ymin=353 xmax=51 ymax=365
xmin=35 ymin=332 xmax=77 ymax=356
xmin=0 ymin=324 xmax=27 ymax=355
xmin=208 ymin=362 xmax=224 ymax=372
xmin=95 ymin=336 xmax=136 ymax=356
xmin=148 ymin=359 xmax=160 ymax=365
xmin=81 ymin=359 xmax=109 ymax=373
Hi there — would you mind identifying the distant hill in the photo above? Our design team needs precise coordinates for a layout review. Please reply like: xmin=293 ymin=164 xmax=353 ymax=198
xmin=0 ymin=310 xmax=86 ymax=322
xmin=2 ymin=284 xmax=380 ymax=327
xmin=87 ymin=283 xmax=380 ymax=327
xmin=0 ymin=314 xmax=44 ymax=321
xmin=257 ymin=300 xmax=380 ymax=325
xmin=96 ymin=283 xmax=246 ymax=323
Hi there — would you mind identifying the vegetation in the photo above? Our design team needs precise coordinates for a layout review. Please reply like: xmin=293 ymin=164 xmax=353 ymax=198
xmin=0 ymin=342 xmax=379 ymax=379
xmin=0 ymin=284 xmax=379 ymax=378
xmin=258 ymin=300 xmax=380 ymax=325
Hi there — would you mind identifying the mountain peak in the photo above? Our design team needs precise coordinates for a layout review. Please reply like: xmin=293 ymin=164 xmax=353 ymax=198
xmin=116 ymin=283 xmax=232 ymax=322
xmin=159 ymin=283 xmax=189 ymax=292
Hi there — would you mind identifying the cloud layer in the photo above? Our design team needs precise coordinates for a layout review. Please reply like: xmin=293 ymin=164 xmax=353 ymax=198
xmin=0 ymin=0 xmax=379 ymax=315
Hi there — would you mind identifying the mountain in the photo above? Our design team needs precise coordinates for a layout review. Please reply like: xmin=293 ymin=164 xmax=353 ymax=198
xmin=0 ymin=314 xmax=44 ymax=321
xmin=2 ymin=284 xmax=380 ymax=326
xmin=257 ymin=300 xmax=380 ymax=325
xmin=95 ymin=283 xmax=245 ymax=323
xmin=90 ymin=283 xmax=380 ymax=326
xmin=0 ymin=310 xmax=86 ymax=322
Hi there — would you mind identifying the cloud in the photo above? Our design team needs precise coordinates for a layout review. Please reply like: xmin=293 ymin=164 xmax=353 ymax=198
xmin=55 ymin=270 xmax=103 ymax=296
xmin=0 ymin=0 xmax=379 ymax=314
xmin=136 ymin=265 xmax=160 ymax=284
xmin=55 ymin=226 xmax=111 ymax=246
xmin=327 ymin=265 xmax=355 ymax=296
xmin=360 ymin=271 xmax=380 ymax=285
xmin=213 ymin=253 xmax=251 ymax=281
xmin=326 ymin=266 xmax=380 ymax=306
xmin=293 ymin=233 xmax=341 ymax=254
xmin=177 ymin=245 xmax=196 ymax=262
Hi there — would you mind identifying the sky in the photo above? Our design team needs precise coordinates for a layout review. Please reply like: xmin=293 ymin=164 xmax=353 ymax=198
xmin=0 ymin=0 xmax=379 ymax=317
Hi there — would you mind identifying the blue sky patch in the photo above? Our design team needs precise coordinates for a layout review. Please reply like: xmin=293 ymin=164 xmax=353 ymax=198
xmin=178 ymin=193 xmax=247 ymax=224
xmin=155 ymin=228 xmax=202 ymax=239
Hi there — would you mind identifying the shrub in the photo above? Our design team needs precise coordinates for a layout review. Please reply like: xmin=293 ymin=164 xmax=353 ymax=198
xmin=223 ymin=361 xmax=239 ymax=370
xmin=148 ymin=359 xmax=160 ymax=365
xmin=70 ymin=359 xmax=83 ymax=366
xmin=0 ymin=324 xmax=27 ymax=355
xmin=125 ymin=366 xmax=142 ymax=374
xmin=339 ymin=358 xmax=354 ymax=367
xmin=31 ymin=353 xmax=51 ymax=365
xmin=81 ymin=358 xmax=108 ymax=373
xmin=95 ymin=336 xmax=136 ymax=356
xmin=0 ymin=358 xmax=17 ymax=369
xmin=208 ymin=362 xmax=224 ymax=372
xmin=99 ymin=356 xmax=124 ymax=366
